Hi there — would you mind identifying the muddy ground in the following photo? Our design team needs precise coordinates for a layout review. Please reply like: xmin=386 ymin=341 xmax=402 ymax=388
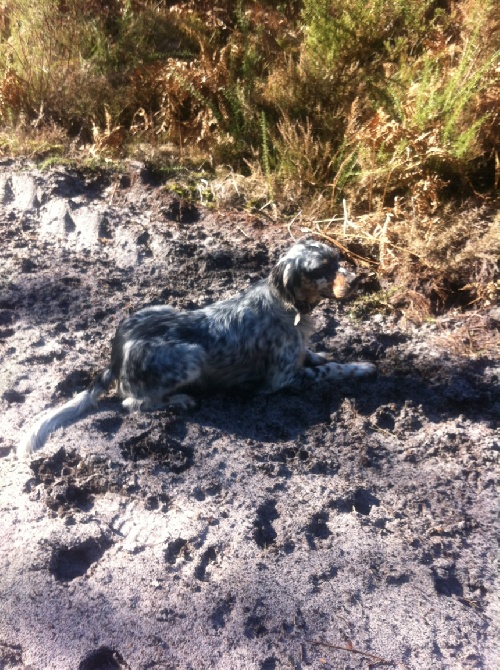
xmin=0 ymin=160 xmax=498 ymax=670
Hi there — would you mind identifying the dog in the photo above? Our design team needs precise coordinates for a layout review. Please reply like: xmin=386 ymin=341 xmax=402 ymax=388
xmin=18 ymin=239 xmax=375 ymax=457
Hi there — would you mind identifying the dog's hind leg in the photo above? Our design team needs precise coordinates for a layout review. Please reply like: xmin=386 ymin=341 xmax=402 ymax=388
xmin=119 ymin=341 xmax=205 ymax=413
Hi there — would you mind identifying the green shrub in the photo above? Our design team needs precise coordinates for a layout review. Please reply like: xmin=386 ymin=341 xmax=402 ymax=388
xmin=302 ymin=0 xmax=435 ymax=71
xmin=0 ymin=0 xmax=497 ymax=307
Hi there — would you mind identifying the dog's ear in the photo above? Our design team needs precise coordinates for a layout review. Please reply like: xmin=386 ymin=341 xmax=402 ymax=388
xmin=282 ymin=259 xmax=296 ymax=294
xmin=270 ymin=257 xmax=296 ymax=304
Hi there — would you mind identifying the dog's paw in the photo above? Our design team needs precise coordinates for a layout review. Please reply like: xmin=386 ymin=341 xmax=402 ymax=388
xmin=167 ymin=394 xmax=196 ymax=411
xmin=351 ymin=362 xmax=377 ymax=378
xmin=305 ymin=350 xmax=332 ymax=366
xmin=313 ymin=351 xmax=333 ymax=363
xmin=123 ymin=397 xmax=141 ymax=412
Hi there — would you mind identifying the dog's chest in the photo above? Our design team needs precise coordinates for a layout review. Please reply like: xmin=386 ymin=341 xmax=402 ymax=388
xmin=294 ymin=313 xmax=315 ymax=341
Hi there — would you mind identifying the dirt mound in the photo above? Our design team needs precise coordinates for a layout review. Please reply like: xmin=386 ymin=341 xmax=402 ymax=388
xmin=0 ymin=161 xmax=498 ymax=669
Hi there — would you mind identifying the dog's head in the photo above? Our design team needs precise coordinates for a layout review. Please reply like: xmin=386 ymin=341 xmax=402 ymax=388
xmin=271 ymin=240 xmax=357 ymax=313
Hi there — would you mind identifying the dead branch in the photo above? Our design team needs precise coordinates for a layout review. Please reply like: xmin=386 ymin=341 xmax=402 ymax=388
xmin=311 ymin=637 xmax=393 ymax=665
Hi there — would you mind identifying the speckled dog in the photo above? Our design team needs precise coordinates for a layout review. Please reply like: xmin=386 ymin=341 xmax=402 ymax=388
xmin=18 ymin=240 xmax=375 ymax=457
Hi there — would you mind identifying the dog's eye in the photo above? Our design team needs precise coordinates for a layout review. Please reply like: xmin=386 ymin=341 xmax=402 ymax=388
xmin=308 ymin=266 xmax=333 ymax=280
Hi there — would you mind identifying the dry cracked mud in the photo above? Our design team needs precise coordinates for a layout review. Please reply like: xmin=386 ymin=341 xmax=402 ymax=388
xmin=0 ymin=159 xmax=498 ymax=669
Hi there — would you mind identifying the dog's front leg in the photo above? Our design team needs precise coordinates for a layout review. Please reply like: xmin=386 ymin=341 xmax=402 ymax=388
xmin=269 ymin=359 xmax=376 ymax=391
xmin=300 ymin=361 xmax=376 ymax=383
xmin=304 ymin=350 xmax=332 ymax=366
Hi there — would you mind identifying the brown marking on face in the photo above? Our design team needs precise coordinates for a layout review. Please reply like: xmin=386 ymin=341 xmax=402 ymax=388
xmin=295 ymin=268 xmax=357 ymax=310
xmin=333 ymin=269 xmax=357 ymax=300
xmin=293 ymin=275 xmax=334 ymax=311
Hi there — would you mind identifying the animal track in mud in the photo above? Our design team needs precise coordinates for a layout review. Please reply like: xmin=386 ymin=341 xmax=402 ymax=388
xmin=329 ymin=487 xmax=380 ymax=516
xmin=244 ymin=614 xmax=268 ymax=639
xmin=78 ymin=646 xmax=128 ymax=670
xmin=144 ymin=492 xmax=171 ymax=512
xmin=0 ymin=642 xmax=23 ymax=668
xmin=194 ymin=545 xmax=217 ymax=581
xmin=305 ymin=511 xmax=332 ymax=549
xmin=192 ymin=481 xmax=222 ymax=501
xmin=432 ymin=566 xmax=464 ymax=597
xmin=120 ymin=427 xmax=194 ymax=472
xmin=164 ymin=538 xmax=190 ymax=565
xmin=386 ymin=573 xmax=411 ymax=586
xmin=49 ymin=536 xmax=112 ymax=582
xmin=244 ymin=600 xmax=269 ymax=639
xmin=252 ymin=442 xmax=339 ymax=478
xmin=2 ymin=389 xmax=25 ymax=404
xmin=156 ymin=607 xmax=187 ymax=623
xmin=311 ymin=565 xmax=339 ymax=593
xmin=30 ymin=448 xmax=125 ymax=513
xmin=253 ymin=499 xmax=278 ymax=548
xmin=211 ymin=593 xmax=236 ymax=629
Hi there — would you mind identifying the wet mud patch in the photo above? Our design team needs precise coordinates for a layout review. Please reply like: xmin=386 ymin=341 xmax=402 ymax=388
xmin=251 ymin=441 xmax=339 ymax=478
xmin=53 ymin=369 xmax=94 ymax=399
xmin=253 ymin=499 xmax=279 ymax=549
xmin=0 ymin=642 xmax=23 ymax=669
xmin=78 ymin=646 xmax=129 ymax=670
xmin=164 ymin=538 xmax=190 ymax=565
xmin=49 ymin=535 xmax=113 ymax=582
xmin=119 ymin=425 xmax=194 ymax=472
xmin=29 ymin=448 xmax=126 ymax=513
xmin=329 ymin=488 xmax=381 ymax=515
xmin=194 ymin=545 xmax=218 ymax=581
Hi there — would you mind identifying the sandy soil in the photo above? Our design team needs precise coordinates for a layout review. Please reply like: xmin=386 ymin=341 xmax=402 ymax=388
xmin=0 ymin=160 xmax=498 ymax=670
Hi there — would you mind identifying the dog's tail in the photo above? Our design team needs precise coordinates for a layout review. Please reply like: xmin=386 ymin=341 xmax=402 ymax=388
xmin=17 ymin=368 xmax=116 ymax=458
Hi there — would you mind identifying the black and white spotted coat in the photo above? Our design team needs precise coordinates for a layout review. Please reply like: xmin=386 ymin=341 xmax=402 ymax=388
xmin=18 ymin=240 xmax=375 ymax=456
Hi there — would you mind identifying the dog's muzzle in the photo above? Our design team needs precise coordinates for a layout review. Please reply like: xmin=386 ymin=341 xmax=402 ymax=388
xmin=332 ymin=268 xmax=358 ymax=300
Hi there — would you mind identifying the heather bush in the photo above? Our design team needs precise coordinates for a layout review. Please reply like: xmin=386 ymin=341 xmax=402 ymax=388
xmin=0 ymin=0 xmax=497 ymax=307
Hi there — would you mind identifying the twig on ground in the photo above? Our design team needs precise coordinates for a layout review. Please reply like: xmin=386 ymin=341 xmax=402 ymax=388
xmin=310 ymin=230 xmax=379 ymax=266
xmin=311 ymin=637 xmax=393 ymax=665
